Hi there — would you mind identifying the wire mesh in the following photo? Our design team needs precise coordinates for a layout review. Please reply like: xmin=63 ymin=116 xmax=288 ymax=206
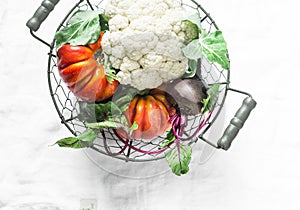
xmin=47 ymin=0 xmax=230 ymax=161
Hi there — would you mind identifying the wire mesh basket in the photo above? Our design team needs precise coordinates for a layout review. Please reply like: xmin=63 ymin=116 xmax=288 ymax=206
xmin=27 ymin=0 xmax=256 ymax=163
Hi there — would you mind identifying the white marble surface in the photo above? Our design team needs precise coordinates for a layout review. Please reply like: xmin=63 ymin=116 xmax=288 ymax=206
xmin=1 ymin=0 xmax=300 ymax=209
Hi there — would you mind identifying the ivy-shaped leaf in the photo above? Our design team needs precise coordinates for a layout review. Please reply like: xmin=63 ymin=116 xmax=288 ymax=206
xmin=182 ymin=30 xmax=230 ymax=70
xmin=199 ymin=31 xmax=229 ymax=70
xmin=55 ymin=10 xmax=108 ymax=49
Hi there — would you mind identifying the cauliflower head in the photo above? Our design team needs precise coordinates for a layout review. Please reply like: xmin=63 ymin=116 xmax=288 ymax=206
xmin=102 ymin=0 xmax=192 ymax=90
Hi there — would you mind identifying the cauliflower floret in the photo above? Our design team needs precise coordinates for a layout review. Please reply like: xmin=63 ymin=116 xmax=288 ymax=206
xmin=164 ymin=0 xmax=181 ymax=9
xmin=117 ymin=0 xmax=134 ymax=11
xmin=102 ymin=31 xmax=122 ymax=48
xmin=110 ymin=56 xmax=122 ymax=69
xmin=154 ymin=34 xmax=186 ymax=60
xmin=103 ymin=0 xmax=192 ymax=90
xmin=108 ymin=14 xmax=129 ymax=32
xmin=173 ymin=24 xmax=182 ymax=34
xmin=101 ymin=32 xmax=112 ymax=54
xmin=139 ymin=53 xmax=164 ymax=69
xmin=111 ymin=45 xmax=125 ymax=59
xmin=105 ymin=0 xmax=133 ymax=17
xmin=116 ymin=71 xmax=131 ymax=84
xmin=120 ymin=31 xmax=158 ymax=60
xmin=159 ymin=59 xmax=188 ymax=80
xmin=130 ymin=16 xmax=156 ymax=32
xmin=120 ymin=57 xmax=140 ymax=72
xmin=142 ymin=0 xmax=168 ymax=18
xmin=130 ymin=68 xmax=163 ymax=90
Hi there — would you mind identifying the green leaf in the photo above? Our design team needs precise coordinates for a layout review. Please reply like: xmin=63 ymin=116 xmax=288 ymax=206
xmin=104 ymin=54 xmax=120 ymax=83
xmin=78 ymin=101 xmax=123 ymax=122
xmin=105 ymin=68 xmax=119 ymax=83
xmin=117 ymin=95 xmax=135 ymax=112
xmin=182 ymin=30 xmax=230 ymax=70
xmin=182 ymin=39 xmax=202 ymax=60
xmin=114 ymin=87 xmax=139 ymax=108
xmin=165 ymin=144 xmax=192 ymax=176
xmin=129 ymin=121 xmax=139 ymax=131
xmin=78 ymin=87 xmax=139 ymax=123
xmin=53 ymin=129 xmax=98 ymax=149
xmin=55 ymin=10 xmax=106 ymax=49
xmin=54 ymin=137 xmax=83 ymax=149
xmin=201 ymin=84 xmax=220 ymax=114
xmin=128 ymin=121 xmax=138 ymax=136
xmin=199 ymin=30 xmax=229 ymax=70
xmin=99 ymin=13 xmax=109 ymax=31
xmin=85 ymin=121 xmax=120 ymax=129
xmin=76 ymin=86 xmax=141 ymax=140
xmin=201 ymin=95 xmax=211 ymax=114
xmin=183 ymin=59 xmax=197 ymax=78
xmin=77 ymin=129 xmax=98 ymax=142
xmin=160 ymin=129 xmax=176 ymax=149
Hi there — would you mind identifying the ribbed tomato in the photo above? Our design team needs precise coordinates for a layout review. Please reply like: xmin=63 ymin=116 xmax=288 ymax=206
xmin=57 ymin=33 xmax=119 ymax=102
xmin=117 ymin=89 xmax=176 ymax=140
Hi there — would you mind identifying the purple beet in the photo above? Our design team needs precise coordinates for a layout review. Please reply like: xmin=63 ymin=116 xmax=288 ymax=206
xmin=164 ymin=79 xmax=208 ymax=115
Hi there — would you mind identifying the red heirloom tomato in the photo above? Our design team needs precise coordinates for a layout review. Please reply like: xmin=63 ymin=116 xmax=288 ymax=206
xmin=57 ymin=32 xmax=119 ymax=102
xmin=117 ymin=89 xmax=176 ymax=140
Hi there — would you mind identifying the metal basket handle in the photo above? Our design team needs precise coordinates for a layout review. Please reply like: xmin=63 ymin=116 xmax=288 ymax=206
xmin=26 ymin=0 xmax=60 ymax=32
xmin=217 ymin=96 xmax=256 ymax=150
xmin=200 ymin=88 xmax=257 ymax=150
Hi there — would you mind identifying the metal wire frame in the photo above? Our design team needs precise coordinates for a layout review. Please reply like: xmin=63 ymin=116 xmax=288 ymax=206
xmin=31 ymin=0 xmax=234 ymax=162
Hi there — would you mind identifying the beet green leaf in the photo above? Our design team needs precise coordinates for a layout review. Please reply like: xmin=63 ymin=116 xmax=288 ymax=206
xmin=165 ymin=143 xmax=192 ymax=176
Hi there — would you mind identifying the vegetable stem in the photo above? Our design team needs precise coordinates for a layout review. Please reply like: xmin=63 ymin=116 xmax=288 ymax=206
xmin=170 ymin=102 xmax=216 ymax=142
xmin=102 ymin=130 xmax=129 ymax=156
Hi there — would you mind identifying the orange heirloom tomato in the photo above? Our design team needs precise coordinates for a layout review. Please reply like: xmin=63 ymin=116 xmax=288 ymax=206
xmin=117 ymin=90 xmax=176 ymax=140
xmin=57 ymin=32 xmax=119 ymax=102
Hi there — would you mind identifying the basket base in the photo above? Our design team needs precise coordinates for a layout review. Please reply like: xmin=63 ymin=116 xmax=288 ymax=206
xmin=82 ymin=106 xmax=225 ymax=179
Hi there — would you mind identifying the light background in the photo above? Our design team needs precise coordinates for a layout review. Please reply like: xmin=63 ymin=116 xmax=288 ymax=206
xmin=1 ymin=0 xmax=299 ymax=209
